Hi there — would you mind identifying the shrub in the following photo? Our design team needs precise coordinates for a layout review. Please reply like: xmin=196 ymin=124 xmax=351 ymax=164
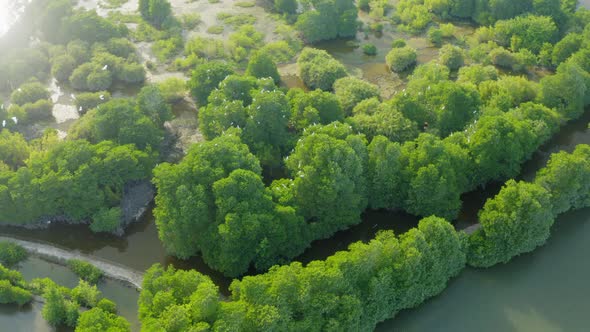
xmin=206 ymin=25 xmax=224 ymax=34
xmin=90 ymin=207 xmax=121 ymax=233
xmin=152 ymin=37 xmax=183 ymax=62
xmin=180 ymin=13 xmax=202 ymax=30
xmin=333 ymin=76 xmax=380 ymax=114
xmin=67 ymin=259 xmax=103 ymax=284
xmin=0 ymin=280 xmax=32 ymax=305
xmin=362 ymin=43 xmax=377 ymax=55
xmin=15 ymin=99 xmax=54 ymax=124
xmin=439 ymin=44 xmax=465 ymax=70
xmin=51 ymin=55 xmax=77 ymax=82
xmin=0 ymin=242 xmax=28 ymax=267
xmin=71 ymin=280 xmax=102 ymax=308
xmin=391 ymin=38 xmax=407 ymax=48
xmin=386 ymin=46 xmax=417 ymax=72
xmin=245 ymin=51 xmax=281 ymax=84
xmin=297 ymin=48 xmax=347 ymax=91
xmin=75 ymin=91 xmax=111 ymax=113
xmin=42 ymin=286 xmax=79 ymax=327
xmin=188 ymin=61 xmax=234 ymax=105
xmin=139 ymin=0 xmax=172 ymax=28
xmin=428 ymin=27 xmax=443 ymax=47
xmin=96 ymin=298 xmax=117 ymax=313
xmin=10 ymin=82 xmax=50 ymax=105
xmin=158 ymin=77 xmax=187 ymax=103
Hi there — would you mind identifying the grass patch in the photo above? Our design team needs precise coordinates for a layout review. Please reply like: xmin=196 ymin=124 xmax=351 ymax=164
xmin=99 ymin=0 xmax=128 ymax=9
xmin=217 ymin=13 xmax=257 ymax=28
xmin=180 ymin=13 xmax=202 ymax=30
xmin=234 ymin=1 xmax=256 ymax=7
xmin=207 ymin=25 xmax=225 ymax=34
xmin=208 ymin=0 xmax=220 ymax=3
xmin=107 ymin=11 xmax=142 ymax=24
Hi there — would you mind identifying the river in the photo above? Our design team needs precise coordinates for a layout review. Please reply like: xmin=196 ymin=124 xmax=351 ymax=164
xmin=2 ymin=1 xmax=590 ymax=331
xmin=1 ymin=256 xmax=140 ymax=332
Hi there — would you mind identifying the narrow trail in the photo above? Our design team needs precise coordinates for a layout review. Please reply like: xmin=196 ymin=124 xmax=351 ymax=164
xmin=0 ymin=235 xmax=144 ymax=289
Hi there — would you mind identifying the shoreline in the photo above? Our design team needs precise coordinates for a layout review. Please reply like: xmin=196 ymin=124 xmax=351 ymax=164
xmin=1 ymin=235 xmax=144 ymax=290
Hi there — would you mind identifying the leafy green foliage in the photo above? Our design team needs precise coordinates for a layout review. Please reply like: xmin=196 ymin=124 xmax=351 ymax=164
xmin=69 ymin=98 xmax=164 ymax=150
xmin=297 ymin=48 xmax=347 ymax=91
xmin=74 ymin=91 xmax=111 ymax=113
xmin=188 ymin=61 xmax=234 ymax=106
xmin=153 ymin=132 xmax=261 ymax=261
xmin=139 ymin=0 xmax=172 ymax=28
xmin=246 ymin=51 xmax=281 ymax=84
xmin=0 ymin=279 xmax=32 ymax=305
xmin=157 ymin=77 xmax=187 ymax=103
xmin=439 ymin=44 xmax=465 ymax=70
xmin=347 ymin=103 xmax=418 ymax=143
xmin=362 ymin=43 xmax=377 ymax=55
xmin=280 ymin=127 xmax=368 ymax=238
xmin=0 ymin=242 xmax=28 ymax=267
xmin=242 ymin=89 xmax=292 ymax=166
xmin=386 ymin=46 xmax=417 ymax=72
xmin=11 ymin=81 xmax=50 ymax=106
xmin=76 ymin=307 xmax=131 ymax=332
xmin=139 ymin=217 xmax=465 ymax=331
xmin=467 ymin=180 xmax=553 ymax=267
xmin=333 ymin=76 xmax=380 ymax=115
xmin=0 ymin=47 xmax=50 ymax=92
xmin=538 ymin=61 xmax=589 ymax=120
xmin=288 ymin=88 xmax=344 ymax=130
xmin=42 ymin=286 xmax=79 ymax=327
xmin=67 ymin=259 xmax=104 ymax=284
xmin=535 ymin=145 xmax=590 ymax=215
xmin=295 ymin=0 xmax=358 ymax=43
xmin=72 ymin=280 xmax=102 ymax=307
xmin=90 ymin=207 xmax=122 ymax=233
xmin=0 ymin=264 xmax=31 ymax=305
xmin=493 ymin=15 xmax=558 ymax=54
xmin=0 ymin=139 xmax=155 ymax=227
xmin=0 ymin=131 xmax=30 ymax=169
xmin=274 ymin=0 xmax=297 ymax=14
xmin=60 ymin=10 xmax=126 ymax=44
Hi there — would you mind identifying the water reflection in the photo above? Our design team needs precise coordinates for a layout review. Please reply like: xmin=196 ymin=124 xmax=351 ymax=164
xmin=0 ymin=256 xmax=140 ymax=332
xmin=379 ymin=208 xmax=590 ymax=332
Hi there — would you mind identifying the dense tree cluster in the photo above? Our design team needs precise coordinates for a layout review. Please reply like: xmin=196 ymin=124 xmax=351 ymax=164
xmin=139 ymin=0 xmax=172 ymax=28
xmin=7 ymin=81 xmax=53 ymax=124
xmin=69 ymin=86 xmax=170 ymax=150
xmin=468 ymin=144 xmax=590 ymax=267
xmin=0 ymin=134 xmax=156 ymax=232
xmin=158 ymin=7 xmax=590 ymax=274
xmin=297 ymin=48 xmax=348 ymax=91
xmin=0 ymin=241 xmax=28 ymax=267
xmin=0 ymin=264 xmax=32 ymax=305
xmin=295 ymin=0 xmax=358 ymax=43
xmin=153 ymin=132 xmax=308 ymax=276
xmin=140 ymin=217 xmax=465 ymax=331
xmin=386 ymin=46 xmax=417 ymax=73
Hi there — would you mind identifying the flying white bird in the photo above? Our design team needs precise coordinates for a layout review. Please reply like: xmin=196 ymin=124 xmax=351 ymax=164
xmin=11 ymin=117 xmax=17 ymax=124
xmin=71 ymin=94 xmax=76 ymax=100
xmin=79 ymin=106 xmax=83 ymax=112
xmin=2 ymin=120 xmax=5 ymax=127
xmin=102 ymin=64 xmax=108 ymax=71
xmin=99 ymin=94 xmax=105 ymax=100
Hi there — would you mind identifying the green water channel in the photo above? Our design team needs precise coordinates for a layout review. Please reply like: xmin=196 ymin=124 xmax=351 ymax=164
xmin=0 ymin=257 xmax=140 ymax=332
